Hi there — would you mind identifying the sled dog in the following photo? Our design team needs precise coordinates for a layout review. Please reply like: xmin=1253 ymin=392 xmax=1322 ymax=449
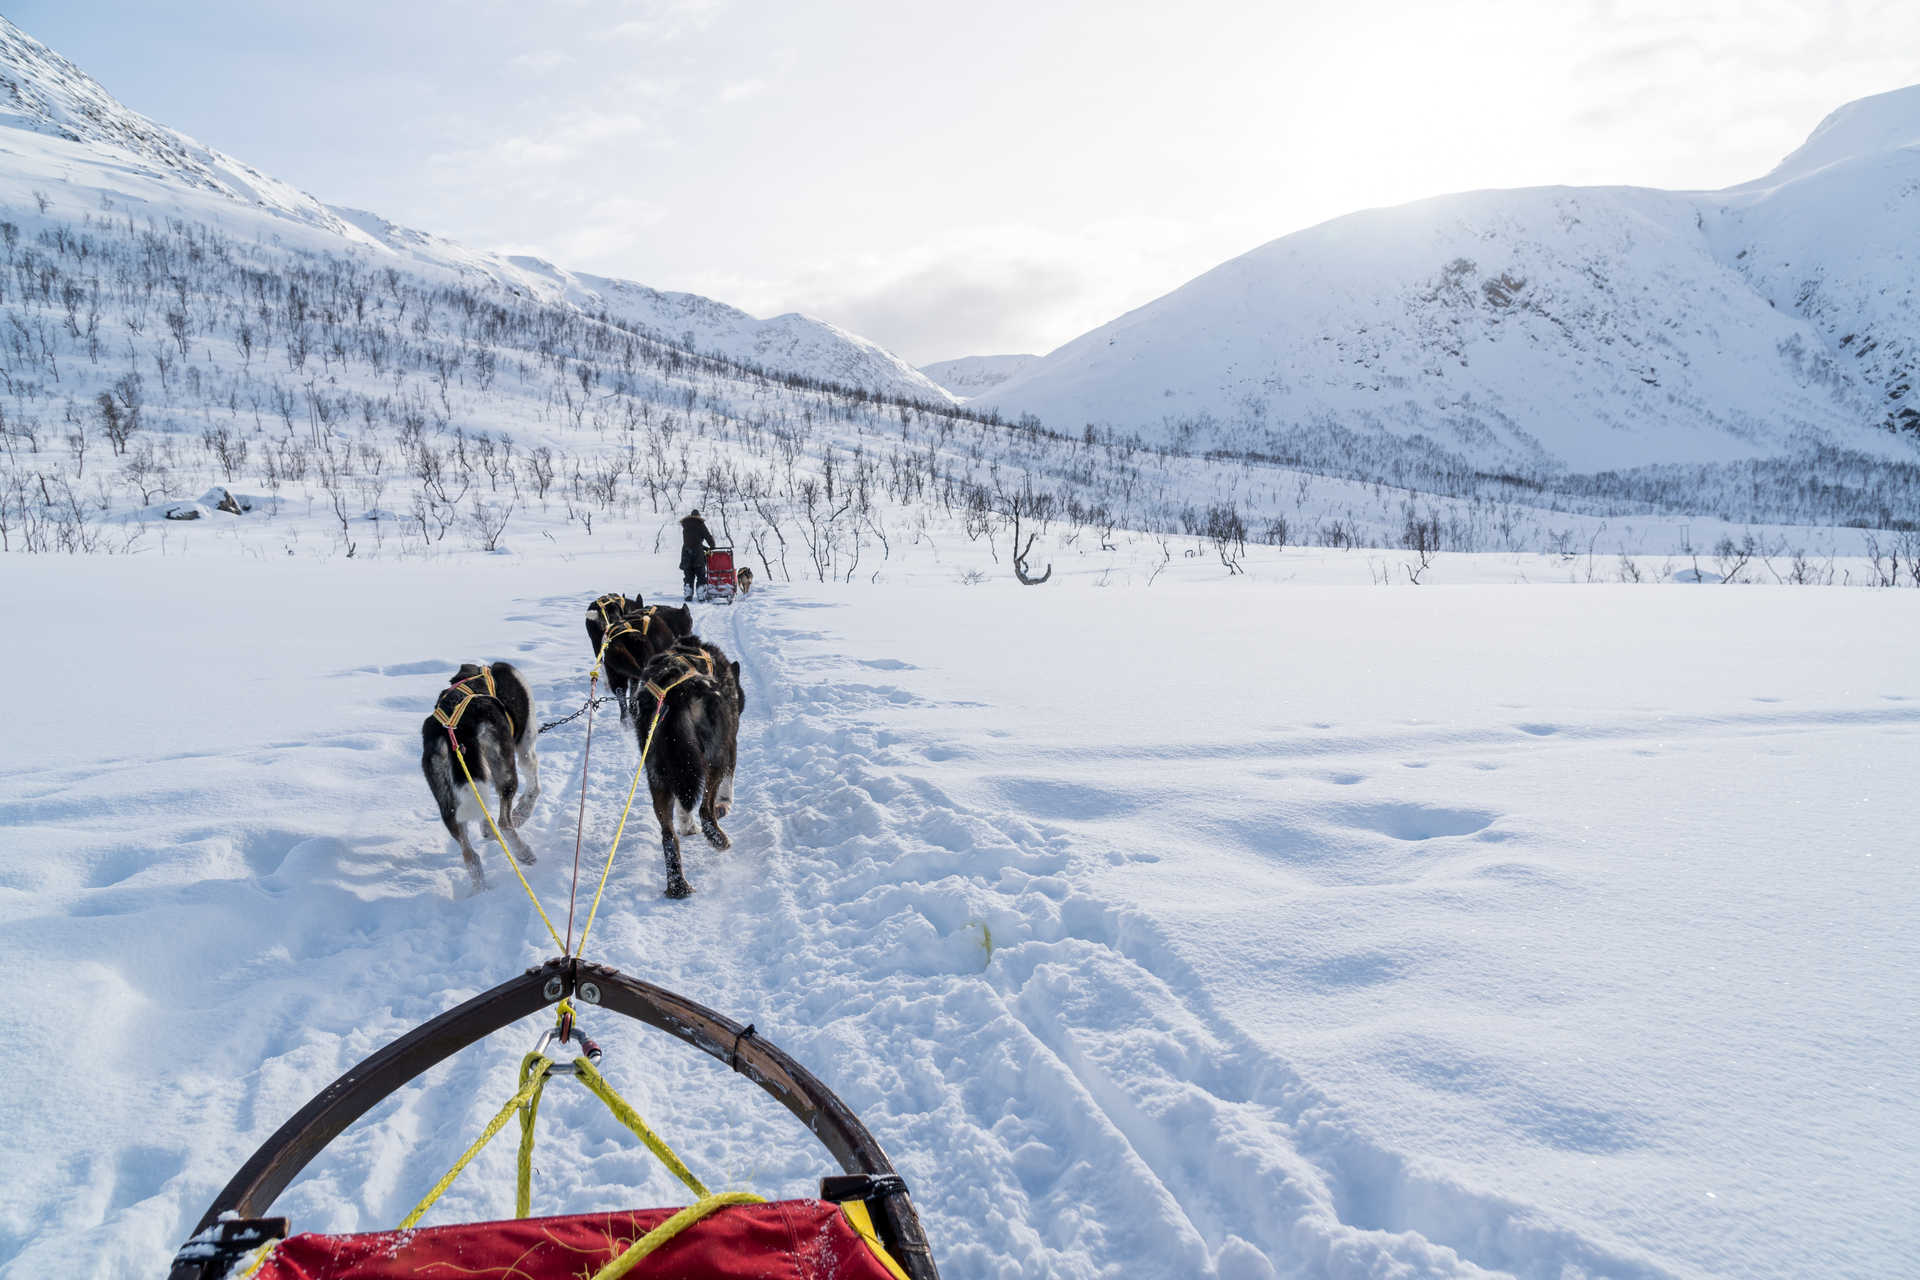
xmin=420 ymin=661 xmax=540 ymax=886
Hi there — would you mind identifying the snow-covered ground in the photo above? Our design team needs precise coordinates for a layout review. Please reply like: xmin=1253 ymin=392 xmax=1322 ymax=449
xmin=2 ymin=549 xmax=1914 ymax=1280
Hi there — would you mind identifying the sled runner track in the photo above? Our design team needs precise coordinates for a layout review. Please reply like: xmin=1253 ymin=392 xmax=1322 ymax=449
xmin=551 ymin=595 xmax=1676 ymax=1280
xmin=9 ymin=579 xmax=1907 ymax=1280
xmin=1015 ymin=702 xmax=1920 ymax=766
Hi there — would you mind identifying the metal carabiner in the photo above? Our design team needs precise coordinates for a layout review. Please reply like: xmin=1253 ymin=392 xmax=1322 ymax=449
xmin=531 ymin=1020 xmax=603 ymax=1075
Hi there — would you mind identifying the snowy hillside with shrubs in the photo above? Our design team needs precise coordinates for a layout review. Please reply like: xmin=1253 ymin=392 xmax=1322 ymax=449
xmin=919 ymin=353 xmax=1039 ymax=397
xmin=0 ymin=13 xmax=1914 ymax=576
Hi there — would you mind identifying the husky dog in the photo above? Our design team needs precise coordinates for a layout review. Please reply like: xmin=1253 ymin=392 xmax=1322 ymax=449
xmin=592 ymin=599 xmax=694 ymax=722
xmin=736 ymin=567 xmax=754 ymax=596
xmin=633 ymin=638 xmax=744 ymax=898
xmin=420 ymin=662 xmax=540 ymax=887
xmin=584 ymin=591 xmax=642 ymax=660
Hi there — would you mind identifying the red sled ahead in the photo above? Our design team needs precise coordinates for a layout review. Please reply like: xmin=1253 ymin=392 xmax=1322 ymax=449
xmin=167 ymin=959 xmax=938 ymax=1280
xmin=701 ymin=545 xmax=737 ymax=602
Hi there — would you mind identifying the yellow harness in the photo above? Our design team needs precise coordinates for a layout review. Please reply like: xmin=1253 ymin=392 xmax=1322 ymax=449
xmin=432 ymin=665 xmax=516 ymax=738
xmin=591 ymin=593 xmax=627 ymax=631
xmin=643 ymin=647 xmax=716 ymax=705
xmin=603 ymin=612 xmax=657 ymax=649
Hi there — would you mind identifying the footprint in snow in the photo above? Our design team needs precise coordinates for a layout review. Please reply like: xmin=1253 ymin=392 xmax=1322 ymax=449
xmin=1335 ymin=803 xmax=1496 ymax=842
xmin=379 ymin=659 xmax=454 ymax=677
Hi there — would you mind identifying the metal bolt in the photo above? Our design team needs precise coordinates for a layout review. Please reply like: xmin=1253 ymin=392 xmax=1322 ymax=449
xmin=543 ymin=976 xmax=564 ymax=1000
xmin=579 ymin=981 xmax=601 ymax=1005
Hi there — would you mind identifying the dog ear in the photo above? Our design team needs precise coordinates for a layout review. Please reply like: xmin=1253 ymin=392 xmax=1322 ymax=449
xmin=632 ymin=593 xmax=643 ymax=609
xmin=453 ymin=662 xmax=481 ymax=681
xmin=731 ymin=661 xmax=740 ymax=681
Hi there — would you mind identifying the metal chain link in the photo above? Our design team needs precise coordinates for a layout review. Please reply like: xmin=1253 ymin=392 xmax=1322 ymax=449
xmin=538 ymin=695 xmax=619 ymax=735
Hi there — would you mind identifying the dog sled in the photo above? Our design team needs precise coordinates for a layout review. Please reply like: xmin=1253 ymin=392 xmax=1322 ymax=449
xmin=700 ymin=545 xmax=738 ymax=603
xmin=168 ymin=958 xmax=938 ymax=1280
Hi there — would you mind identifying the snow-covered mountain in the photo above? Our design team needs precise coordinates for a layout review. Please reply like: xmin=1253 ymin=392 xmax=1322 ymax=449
xmin=0 ymin=17 xmax=950 ymax=402
xmin=976 ymin=87 xmax=1920 ymax=472
xmin=919 ymin=353 xmax=1040 ymax=397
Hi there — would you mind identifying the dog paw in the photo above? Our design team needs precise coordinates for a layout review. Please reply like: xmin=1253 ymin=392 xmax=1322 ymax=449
xmin=664 ymin=876 xmax=693 ymax=899
xmin=701 ymin=820 xmax=730 ymax=850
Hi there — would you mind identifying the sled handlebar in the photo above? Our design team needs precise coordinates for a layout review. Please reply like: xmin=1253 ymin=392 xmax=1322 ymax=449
xmin=170 ymin=957 xmax=938 ymax=1280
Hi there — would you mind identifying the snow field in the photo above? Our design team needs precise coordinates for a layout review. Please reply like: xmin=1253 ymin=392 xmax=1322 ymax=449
xmin=1 ymin=558 xmax=1916 ymax=1280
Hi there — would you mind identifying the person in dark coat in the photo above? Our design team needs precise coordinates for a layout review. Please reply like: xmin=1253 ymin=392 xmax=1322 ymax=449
xmin=679 ymin=509 xmax=715 ymax=600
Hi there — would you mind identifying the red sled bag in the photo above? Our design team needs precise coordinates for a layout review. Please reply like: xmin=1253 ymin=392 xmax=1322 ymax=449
xmin=704 ymin=545 xmax=737 ymax=602
xmin=251 ymin=1198 xmax=908 ymax=1280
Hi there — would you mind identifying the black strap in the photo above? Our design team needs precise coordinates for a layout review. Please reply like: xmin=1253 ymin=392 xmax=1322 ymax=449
xmin=168 ymin=1217 xmax=288 ymax=1280
xmin=819 ymin=1172 xmax=908 ymax=1203
xmin=728 ymin=1022 xmax=756 ymax=1070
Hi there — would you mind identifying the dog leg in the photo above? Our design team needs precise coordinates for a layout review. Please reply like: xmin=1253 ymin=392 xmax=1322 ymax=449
xmin=483 ymin=734 xmax=536 ymax=866
xmin=699 ymin=764 xmax=731 ymax=850
xmin=459 ymin=834 xmax=487 ymax=889
xmin=497 ymin=785 xmax=536 ymax=865
xmin=653 ymin=788 xmax=691 ymax=898
xmin=428 ymin=738 xmax=488 ymax=888
xmin=501 ymin=824 xmax=536 ymax=865
xmin=514 ymin=745 xmax=541 ymax=822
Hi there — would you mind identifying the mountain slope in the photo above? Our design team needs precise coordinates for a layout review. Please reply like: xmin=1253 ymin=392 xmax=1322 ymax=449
xmin=976 ymin=92 xmax=1920 ymax=472
xmin=919 ymin=353 xmax=1040 ymax=397
xmin=0 ymin=17 xmax=950 ymax=403
xmin=1711 ymin=85 xmax=1920 ymax=439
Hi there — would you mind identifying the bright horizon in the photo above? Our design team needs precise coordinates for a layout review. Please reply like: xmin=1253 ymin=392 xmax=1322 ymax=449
xmin=13 ymin=0 xmax=1919 ymax=365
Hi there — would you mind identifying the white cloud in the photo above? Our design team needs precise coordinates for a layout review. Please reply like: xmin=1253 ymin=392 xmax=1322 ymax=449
xmin=427 ymin=105 xmax=669 ymax=182
xmin=693 ymin=218 xmax=1270 ymax=365
xmin=717 ymin=78 xmax=767 ymax=103
xmin=509 ymin=49 xmax=572 ymax=73
xmin=602 ymin=0 xmax=723 ymax=43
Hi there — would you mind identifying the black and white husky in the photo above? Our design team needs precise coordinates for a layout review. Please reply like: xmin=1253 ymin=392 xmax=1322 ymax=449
xmin=635 ymin=638 xmax=744 ymax=898
xmin=420 ymin=661 xmax=541 ymax=887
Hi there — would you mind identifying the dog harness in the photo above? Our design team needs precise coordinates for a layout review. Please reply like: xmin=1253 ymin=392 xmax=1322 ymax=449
xmin=643 ymin=647 xmax=717 ymax=705
xmin=590 ymin=593 xmax=627 ymax=631
xmin=603 ymin=611 xmax=658 ymax=649
xmin=433 ymin=665 xmax=516 ymax=738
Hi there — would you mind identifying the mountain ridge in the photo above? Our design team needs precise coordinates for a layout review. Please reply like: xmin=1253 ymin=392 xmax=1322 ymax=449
xmin=975 ymin=91 xmax=1920 ymax=471
xmin=0 ymin=16 xmax=953 ymax=403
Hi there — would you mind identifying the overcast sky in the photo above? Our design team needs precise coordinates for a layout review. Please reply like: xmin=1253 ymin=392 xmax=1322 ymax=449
xmin=13 ymin=1 xmax=1918 ymax=364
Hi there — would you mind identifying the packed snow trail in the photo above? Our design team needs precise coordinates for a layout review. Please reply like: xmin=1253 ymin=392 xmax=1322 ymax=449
xmin=1 ymin=558 xmax=1916 ymax=1280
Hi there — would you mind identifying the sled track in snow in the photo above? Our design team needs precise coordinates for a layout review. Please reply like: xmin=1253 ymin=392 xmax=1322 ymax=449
xmin=546 ymin=594 xmax=1682 ymax=1280
xmin=0 ymin=587 xmax=1743 ymax=1279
